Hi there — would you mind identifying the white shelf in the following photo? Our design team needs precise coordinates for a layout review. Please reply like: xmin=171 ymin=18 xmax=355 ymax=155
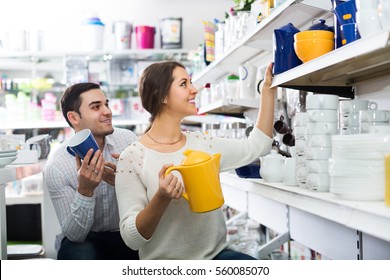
xmin=1 ymin=160 xmax=47 ymax=260
xmin=0 ymin=49 xmax=190 ymax=72
xmin=192 ymin=0 xmax=332 ymax=88
xmin=0 ymin=160 xmax=46 ymax=184
xmin=197 ymin=97 xmax=260 ymax=114
xmin=220 ymin=173 xmax=390 ymax=243
xmin=0 ymin=48 xmax=191 ymax=60
xmin=191 ymin=0 xmax=332 ymax=114
xmin=272 ymin=30 xmax=390 ymax=93
xmin=6 ymin=194 xmax=43 ymax=205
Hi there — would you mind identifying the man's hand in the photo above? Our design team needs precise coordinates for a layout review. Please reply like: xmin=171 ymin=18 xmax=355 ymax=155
xmin=102 ymin=153 xmax=120 ymax=186
xmin=76 ymin=149 xmax=104 ymax=197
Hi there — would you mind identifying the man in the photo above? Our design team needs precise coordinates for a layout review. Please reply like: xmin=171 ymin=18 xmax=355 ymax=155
xmin=44 ymin=82 xmax=139 ymax=260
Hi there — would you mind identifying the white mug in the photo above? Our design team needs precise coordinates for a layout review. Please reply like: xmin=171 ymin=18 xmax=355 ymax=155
xmin=339 ymin=99 xmax=378 ymax=114
xmin=239 ymin=62 xmax=257 ymax=98
xmin=360 ymin=121 xmax=390 ymax=133
xmin=304 ymin=147 xmax=332 ymax=160
xmin=296 ymin=155 xmax=306 ymax=168
xmin=356 ymin=8 xmax=382 ymax=38
xmin=340 ymin=125 xmax=360 ymax=135
xmin=296 ymin=166 xmax=307 ymax=183
xmin=294 ymin=112 xmax=308 ymax=127
xmin=306 ymin=134 xmax=332 ymax=148
xmin=368 ymin=125 xmax=390 ymax=134
xmin=307 ymin=109 xmax=338 ymax=123
xmin=359 ymin=109 xmax=390 ymax=122
xmin=306 ymin=94 xmax=339 ymax=110
xmin=295 ymin=139 xmax=306 ymax=156
xmin=306 ymin=159 xmax=329 ymax=173
xmin=356 ymin=0 xmax=378 ymax=9
xmin=282 ymin=157 xmax=298 ymax=186
xmin=340 ymin=112 xmax=360 ymax=127
xmin=293 ymin=126 xmax=307 ymax=140
xmin=306 ymin=122 xmax=338 ymax=135
xmin=306 ymin=173 xmax=330 ymax=192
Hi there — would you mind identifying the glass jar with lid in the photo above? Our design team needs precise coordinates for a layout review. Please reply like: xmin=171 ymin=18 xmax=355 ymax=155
xmin=224 ymin=75 xmax=240 ymax=99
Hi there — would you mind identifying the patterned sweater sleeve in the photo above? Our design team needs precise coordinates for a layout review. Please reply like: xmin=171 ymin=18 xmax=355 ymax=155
xmin=115 ymin=143 xmax=149 ymax=250
xmin=205 ymin=126 xmax=273 ymax=171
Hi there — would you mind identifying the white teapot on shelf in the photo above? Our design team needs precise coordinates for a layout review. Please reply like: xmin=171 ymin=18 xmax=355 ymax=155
xmin=259 ymin=150 xmax=285 ymax=183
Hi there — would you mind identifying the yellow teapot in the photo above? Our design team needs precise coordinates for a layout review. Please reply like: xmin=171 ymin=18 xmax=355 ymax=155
xmin=165 ymin=149 xmax=224 ymax=213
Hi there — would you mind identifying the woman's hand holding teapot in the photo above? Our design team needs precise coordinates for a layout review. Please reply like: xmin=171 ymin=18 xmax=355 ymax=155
xmin=159 ymin=164 xmax=183 ymax=200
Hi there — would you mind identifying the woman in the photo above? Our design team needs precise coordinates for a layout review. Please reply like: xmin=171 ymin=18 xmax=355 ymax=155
xmin=115 ymin=61 xmax=276 ymax=259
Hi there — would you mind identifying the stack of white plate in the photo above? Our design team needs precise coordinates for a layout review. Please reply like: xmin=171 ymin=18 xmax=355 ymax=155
xmin=0 ymin=149 xmax=18 ymax=168
xmin=329 ymin=134 xmax=390 ymax=201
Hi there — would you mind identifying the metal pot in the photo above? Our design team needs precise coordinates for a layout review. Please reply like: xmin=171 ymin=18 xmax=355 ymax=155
xmin=26 ymin=134 xmax=52 ymax=159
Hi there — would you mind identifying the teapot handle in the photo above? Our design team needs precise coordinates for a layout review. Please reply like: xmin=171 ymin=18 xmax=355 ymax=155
xmin=164 ymin=166 xmax=189 ymax=201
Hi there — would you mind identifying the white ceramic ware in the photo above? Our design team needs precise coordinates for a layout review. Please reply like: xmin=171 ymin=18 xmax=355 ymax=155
xmin=340 ymin=112 xmax=360 ymax=127
xmin=306 ymin=94 xmax=339 ymax=110
xmin=306 ymin=134 xmax=332 ymax=148
xmin=359 ymin=121 xmax=390 ymax=133
xmin=340 ymin=125 xmax=360 ymax=135
xmin=307 ymin=109 xmax=338 ymax=122
xmin=306 ymin=122 xmax=338 ymax=135
xmin=294 ymin=112 xmax=308 ymax=127
xmin=356 ymin=8 xmax=382 ymax=38
xmin=304 ymin=147 xmax=332 ymax=160
xmin=282 ymin=157 xmax=298 ymax=186
xmin=306 ymin=173 xmax=330 ymax=192
xmin=0 ymin=156 xmax=17 ymax=168
xmin=359 ymin=109 xmax=390 ymax=122
xmin=339 ymin=99 xmax=378 ymax=114
xmin=368 ymin=125 xmax=390 ymax=134
xmin=378 ymin=0 xmax=390 ymax=29
xmin=296 ymin=166 xmax=307 ymax=183
xmin=259 ymin=150 xmax=285 ymax=183
xmin=306 ymin=159 xmax=329 ymax=173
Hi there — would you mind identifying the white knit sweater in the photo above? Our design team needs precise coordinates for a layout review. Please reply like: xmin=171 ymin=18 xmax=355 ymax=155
xmin=115 ymin=127 xmax=273 ymax=259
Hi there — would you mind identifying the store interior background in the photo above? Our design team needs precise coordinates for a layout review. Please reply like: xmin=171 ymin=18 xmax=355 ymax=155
xmin=1 ymin=0 xmax=390 ymax=260
xmin=0 ymin=0 xmax=232 ymax=52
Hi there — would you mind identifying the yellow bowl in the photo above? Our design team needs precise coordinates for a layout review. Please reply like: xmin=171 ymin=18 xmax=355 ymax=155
xmin=294 ymin=30 xmax=334 ymax=41
xmin=294 ymin=39 xmax=334 ymax=63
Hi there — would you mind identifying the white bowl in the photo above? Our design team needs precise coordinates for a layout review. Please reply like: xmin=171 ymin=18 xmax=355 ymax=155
xmin=0 ymin=149 xmax=17 ymax=153
xmin=0 ymin=152 xmax=17 ymax=158
xmin=0 ymin=156 xmax=17 ymax=168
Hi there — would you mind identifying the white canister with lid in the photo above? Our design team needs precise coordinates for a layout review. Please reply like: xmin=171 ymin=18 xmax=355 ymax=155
xmin=112 ymin=21 xmax=132 ymax=50
xmin=239 ymin=62 xmax=257 ymax=99
xmin=80 ymin=16 xmax=105 ymax=51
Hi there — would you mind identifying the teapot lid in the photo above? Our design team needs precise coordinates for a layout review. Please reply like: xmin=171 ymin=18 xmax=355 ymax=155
xmin=181 ymin=149 xmax=211 ymax=165
xmin=265 ymin=149 xmax=284 ymax=158
xmin=308 ymin=19 xmax=334 ymax=32
xmin=275 ymin=22 xmax=300 ymax=33
xmin=26 ymin=134 xmax=51 ymax=144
